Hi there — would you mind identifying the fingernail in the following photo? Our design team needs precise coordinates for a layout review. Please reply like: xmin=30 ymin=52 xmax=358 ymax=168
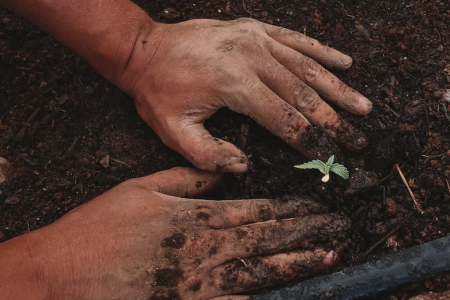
xmin=342 ymin=55 xmax=353 ymax=67
xmin=323 ymin=251 xmax=338 ymax=266
xmin=360 ymin=97 xmax=373 ymax=115
xmin=224 ymin=157 xmax=248 ymax=173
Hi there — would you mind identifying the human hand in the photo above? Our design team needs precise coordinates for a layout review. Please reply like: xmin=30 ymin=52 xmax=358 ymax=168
xmin=0 ymin=167 xmax=350 ymax=299
xmin=119 ymin=18 xmax=372 ymax=172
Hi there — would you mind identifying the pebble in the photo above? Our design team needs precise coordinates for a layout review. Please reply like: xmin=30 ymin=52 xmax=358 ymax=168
xmin=433 ymin=90 xmax=443 ymax=99
xmin=5 ymin=196 xmax=20 ymax=205
xmin=443 ymin=89 xmax=450 ymax=103
xmin=355 ymin=24 xmax=371 ymax=41
xmin=100 ymin=155 xmax=110 ymax=168
xmin=159 ymin=8 xmax=181 ymax=19
xmin=385 ymin=198 xmax=397 ymax=216
xmin=0 ymin=157 xmax=10 ymax=184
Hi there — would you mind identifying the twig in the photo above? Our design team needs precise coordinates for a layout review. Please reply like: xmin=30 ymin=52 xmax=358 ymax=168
xmin=110 ymin=157 xmax=132 ymax=168
xmin=362 ymin=218 xmax=407 ymax=258
xmin=446 ymin=179 xmax=450 ymax=195
xmin=395 ymin=164 xmax=424 ymax=214
xmin=66 ymin=136 xmax=81 ymax=153
xmin=442 ymin=103 xmax=450 ymax=122
xmin=433 ymin=20 xmax=442 ymax=43
xmin=15 ymin=152 xmax=38 ymax=166
xmin=242 ymin=0 xmax=253 ymax=16
xmin=421 ymin=153 xmax=447 ymax=159
xmin=389 ymin=108 xmax=400 ymax=118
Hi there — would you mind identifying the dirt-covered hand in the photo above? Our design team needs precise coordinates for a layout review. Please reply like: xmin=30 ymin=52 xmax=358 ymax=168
xmin=2 ymin=168 xmax=350 ymax=299
xmin=120 ymin=18 xmax=372 ymax=172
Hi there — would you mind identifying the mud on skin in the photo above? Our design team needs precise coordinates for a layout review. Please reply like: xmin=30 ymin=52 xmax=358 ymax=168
xmin=269 ymin=196 xmax=328 ymax=221
xmin=331 ymin=121 xmax=368 ymax=153
xmin=218 ymin=253 xmax=327 ymax=291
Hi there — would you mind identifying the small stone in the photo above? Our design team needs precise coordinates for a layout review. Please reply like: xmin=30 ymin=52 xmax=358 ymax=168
xmin=433 ymin=90 xmax=443 ymax=99
xmin=301 ymin=7 xmax=309 ymax=11
xmin=27 ymin=73 xmax=36 ymax=84
xmin=0 ymin=157 xmax=10 ymax=184
xmin=5 ymin=196 xmax=20 ymax=205
xmin=444 ymin=169 xmax=450 ymax=179
xmin=446 ymin=150 xmax=450 ymax=158
xmin=437 ymin=45 xmax=444 ymax=52
xmin=398 ymin=123 xmax=415 ymax=134
xmin=385 ymin=236 xmax=398 ymax=251
xmin=312 ymin=18 xmax=322 ymax=25
xmin=385 ymin=198 xmax=397 ymax=216
xmin=344 ymin=169 xmax=380 ymax=196
xmin=443 ymin=90 xmax=450 ymax=103
xmin=355 ymin=24 xmax=371 ymax=41
xmin=159 ymin=8 xmax=181 ymax=19
xmin=261 ymin=11 xmax=269 ymax=17
xmin=100 ymin=155 xmax=110 ymax=168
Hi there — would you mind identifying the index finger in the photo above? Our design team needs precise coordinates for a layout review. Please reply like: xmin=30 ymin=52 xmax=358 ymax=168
xmin=263 ymin=23 xmax=353 ymax=70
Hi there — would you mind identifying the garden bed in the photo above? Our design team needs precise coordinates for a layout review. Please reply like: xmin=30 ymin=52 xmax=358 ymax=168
xmin=0 ymin=0 xmax=449 ymax=298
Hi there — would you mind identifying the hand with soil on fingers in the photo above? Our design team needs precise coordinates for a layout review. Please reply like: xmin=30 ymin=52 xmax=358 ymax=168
xmin=126 ymin=19 xmax=372 ymax=172
xmin=2 ymin=0 xmax=372 ymax=172
xmin=0 ymin=168 xmax=350 ymax=300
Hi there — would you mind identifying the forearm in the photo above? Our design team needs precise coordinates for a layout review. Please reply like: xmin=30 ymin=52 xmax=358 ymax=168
xmin=0 ymin=233 xmax=52 ymax=299
xmin=0 ymin=226 xmax=83 ymax=300
xmin=1 ymin=0 xmax=154 ymax=87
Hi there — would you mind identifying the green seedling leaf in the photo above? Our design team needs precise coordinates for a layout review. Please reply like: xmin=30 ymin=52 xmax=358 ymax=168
xmin=294 ymin=160 xmax=327 ymax=172
xmin=330 ymin=164 xmax=349 ymax=179
xmin=294 ymin=155 xmax=349 ymax=182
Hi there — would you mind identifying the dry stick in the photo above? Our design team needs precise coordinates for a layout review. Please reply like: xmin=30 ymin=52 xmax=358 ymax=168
xmin=395 ymin=164 xmax=424 ymax=214
xmin=242 ymin=0 xmax=253 ymax=16
xmin=110 ymin=157 xmax=132 ymax=168
xmin=446 ymin=179 xmax=450 ymax=195
xmin=421 ymin=152 xmax=447 ymax=159
xmin=362 ymin=217 xmax=408 ymax=258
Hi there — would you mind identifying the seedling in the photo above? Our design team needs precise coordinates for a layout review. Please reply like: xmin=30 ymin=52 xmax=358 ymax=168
xmin=294 ymin=155 xmax=349 ymax=182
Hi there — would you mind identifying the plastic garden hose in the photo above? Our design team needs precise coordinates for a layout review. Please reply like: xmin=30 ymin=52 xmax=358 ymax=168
xmin=252 ymin=235 xmax=450 ymax=300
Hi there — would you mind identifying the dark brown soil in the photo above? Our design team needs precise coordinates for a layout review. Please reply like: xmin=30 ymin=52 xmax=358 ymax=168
xmin=1 ymin=0 xmax=450 ymax=299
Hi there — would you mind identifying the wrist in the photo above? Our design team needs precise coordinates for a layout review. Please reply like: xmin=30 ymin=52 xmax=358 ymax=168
xmin=111 ymin=20 xmax=165 ymax=96
xmin=91 ymin=14 xmax=158 ymax=91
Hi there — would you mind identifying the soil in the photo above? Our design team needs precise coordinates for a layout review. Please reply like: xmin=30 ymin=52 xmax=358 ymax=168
xmin=0 ymin=0 xmax=449 ymax=299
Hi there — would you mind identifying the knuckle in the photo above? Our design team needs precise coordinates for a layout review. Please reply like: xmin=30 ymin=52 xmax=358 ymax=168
xmin=302 ymin=58 xmax=322 ymax=83
xmin=189 ymin=152 xmax=212 ymax=172
xmin=336 ymin=82 xmax=351 ymax=101
xmin=293 ymin=83 xmax=320 ymax=111
xmin=234 ymin=17 xmax=259 ymax=25
xmin=291 ymin=31 xmax=308 ymax=43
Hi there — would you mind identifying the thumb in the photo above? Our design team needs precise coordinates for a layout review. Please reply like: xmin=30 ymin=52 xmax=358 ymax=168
xmin=161 ymin=122 xmax=248 ymax=173
xmin=137 ymin=167 xmax=223 ymax=198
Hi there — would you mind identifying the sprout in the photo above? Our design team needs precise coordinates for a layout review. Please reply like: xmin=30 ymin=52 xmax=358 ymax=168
xmin=294 ymin=155 xmax=349 ymax=182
